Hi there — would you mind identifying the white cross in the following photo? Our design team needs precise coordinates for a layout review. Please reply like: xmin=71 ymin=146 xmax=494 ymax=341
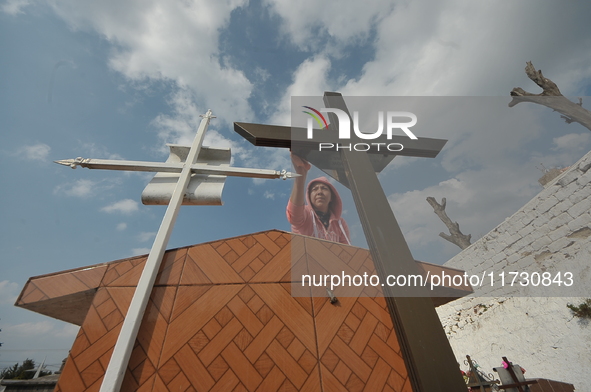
xmin=55 ymin=110 xmax=296 ymax=392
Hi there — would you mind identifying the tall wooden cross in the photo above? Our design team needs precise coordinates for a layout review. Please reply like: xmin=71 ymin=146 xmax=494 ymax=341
xmin=55 ymin=110 xmax=297 ymax=392
xmin=234 ymin=93 xmax=468 ymax=391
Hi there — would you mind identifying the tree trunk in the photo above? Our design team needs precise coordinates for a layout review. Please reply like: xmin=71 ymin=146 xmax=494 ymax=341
xmin=426 ymin=197 xmax=471 ymax=250
xmin=509 ymin=61 xmax=591 ymax=131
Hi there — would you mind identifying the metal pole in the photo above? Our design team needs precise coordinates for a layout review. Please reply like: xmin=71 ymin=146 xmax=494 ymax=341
xmin=323 ymin=93 xmax=468 ymax=391
xmin=55 ymin=158 xmax=296 ymax=179
xmin=99 ymin=110 xmax=215 ymax=392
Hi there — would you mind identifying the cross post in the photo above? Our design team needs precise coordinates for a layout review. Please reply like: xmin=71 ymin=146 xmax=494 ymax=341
xmin=234 ymin=92 xmax=468 ymax=391
xmin=97 ymin=110 xmax=215 ymax=392
xmin=55 ymin=110 xmax=296 ymax=392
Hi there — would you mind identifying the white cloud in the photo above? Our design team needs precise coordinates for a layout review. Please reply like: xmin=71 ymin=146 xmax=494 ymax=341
xmin=47 ymin=0 xmax=254 ymax=131
xmin=4 ymin=320 xmax=55 ymax=336
xmin=101 ymin=199 xmax=139 ymax=214
xmin=30 ymin=0 xmax=591 ymax=267
xmin=263 ymin=0 xmax=392 ymax=51
xmin=131 ymin=247 xmax=151 ymax=256
xmin=152 ymin=89 xmax=208 ymax=147
xmin=53 ymin=323 xmax=80 ymax=339
xmin=116 ymin=222 xmax=127 ymax=231
xmin=53 ymin=179 xmax=96 ymax=197
xmin=530 ymin=132 xmax=591 ymax=170
xmin=137 ymin=231 xmax=156 ymax=242
xmin=265 ymin=0 xmax=591 ymax=100
xmin=0 ymin=280 xmax=20 ymax=304
xmin=348 ymin=1 xmax=590 ymax=97
xmin=53 ymin=177 xmax=123 ymax=198
xmin=263 ymin=190 xmax=275 ymax=199
xmin=1 ymin=0 xmax=30 ymax=15
xmin=78 ymin=142 xmax=124 ymax=160
xmin=259 ymin=2 xmax=591 ymax=223
xmin=270 ymin=56 xmax=332 ymax=126
xmin=552 ymin=133 xmax=591 ymax=151
xmin=17 ymin=143 xmax=51 ymax=162
xmin=3 ymin=320 xmax=78 ymax=339
xmin=254 ymin=67 xmax=270 ymax=82
xmin=386 ymin=164 xmax=541 ymax=259
xmin=151 ymin=89 xmax=259 ymax=168
xmin=152 ymin=89 xmax=250 ymax=153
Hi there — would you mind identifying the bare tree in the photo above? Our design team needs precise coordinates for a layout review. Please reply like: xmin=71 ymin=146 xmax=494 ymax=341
xmin=427 ymin=63 xmax=589 ymax=249
xmin=510 ymin=61 xmax=591 ymax=131
xmin=426 ymin=197 xmax=471 ymax=250
xmin=511 ymin=62 xmax=591 ymax=186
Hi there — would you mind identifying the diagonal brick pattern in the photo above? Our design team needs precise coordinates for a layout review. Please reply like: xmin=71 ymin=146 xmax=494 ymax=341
xmin=316 ymin=291 xmax=412 ymax=392
xmin=55 ymin=286 xmax=135 ymax=392
xmin=47 ymin=230 xmax=412 ymax=392
xmin=154 ymin=284 xmax=320 ymax=392
xmin=17 ymin=264 xmax=107 ymax=305
xmin=101 ymin=256 xmax=148 ymax=287
xmin=302 ymin=238 xmax=412 ymax=391
xmin=120 ymin=285 xmax=177 ymax=391
xmin=180 ymin=231 xmax=293 ymax=285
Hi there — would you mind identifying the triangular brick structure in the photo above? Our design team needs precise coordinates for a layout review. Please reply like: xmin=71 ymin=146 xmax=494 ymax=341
xmin=17 ymin=230 xmax=470 ymax=392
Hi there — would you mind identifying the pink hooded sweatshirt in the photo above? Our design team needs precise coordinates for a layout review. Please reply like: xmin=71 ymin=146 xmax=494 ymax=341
xmin=286 ymin=176 xmax=351 ymax=245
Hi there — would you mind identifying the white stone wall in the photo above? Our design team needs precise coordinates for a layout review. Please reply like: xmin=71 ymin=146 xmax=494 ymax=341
xmin=436 ymin=150 xmax=591 ymax=389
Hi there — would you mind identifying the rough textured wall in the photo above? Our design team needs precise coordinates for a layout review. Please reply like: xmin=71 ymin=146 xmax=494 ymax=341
xmin=436 ymin=150 xmax=591 ymax=389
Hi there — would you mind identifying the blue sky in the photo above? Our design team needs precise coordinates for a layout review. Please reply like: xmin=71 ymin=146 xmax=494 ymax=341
xmin=1 ymin=0 xmax=591 ymax=373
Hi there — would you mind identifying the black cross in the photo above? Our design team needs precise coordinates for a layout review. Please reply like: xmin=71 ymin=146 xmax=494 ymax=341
xmin=235 ymin=92 xmax=467 ymax=391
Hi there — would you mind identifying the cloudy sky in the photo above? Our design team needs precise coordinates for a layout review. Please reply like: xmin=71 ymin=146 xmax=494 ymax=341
xmin=2 ymin=0 xmax=591 ymax=372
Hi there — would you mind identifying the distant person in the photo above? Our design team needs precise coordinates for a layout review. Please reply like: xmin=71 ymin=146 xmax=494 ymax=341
xmin=286 ymin=152 xmax=351 ymax=245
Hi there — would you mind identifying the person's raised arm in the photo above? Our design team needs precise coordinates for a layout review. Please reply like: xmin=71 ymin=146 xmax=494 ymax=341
xmin=289 ymin=152 xmax=310 ymax=206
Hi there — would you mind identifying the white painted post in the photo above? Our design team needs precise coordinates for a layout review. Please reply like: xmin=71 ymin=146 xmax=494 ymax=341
xmin=99 ymin=110 xmax=215 ymax=392
xmin=54 ymin=109 xmax=298 ymax=390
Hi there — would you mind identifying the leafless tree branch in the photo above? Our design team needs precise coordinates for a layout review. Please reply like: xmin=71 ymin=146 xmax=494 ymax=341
xmin=426 ymin=197 xmax=471 ymax=250
xmin=509 ymin=61 xmax=591 ymax=131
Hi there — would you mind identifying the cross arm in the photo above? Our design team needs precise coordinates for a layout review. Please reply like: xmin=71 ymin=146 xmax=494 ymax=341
xmin=234 ymin=122 xmax=447 ymax=158
xmin=234 ymin=121 xmax=447 ymax=186
xmin=55 ymin=158 xmax=183 ymax=172
xmin=191 ymin=164 xmax=297 ymax=179
xmin=54 ymin=158 xmax=297 ymax=179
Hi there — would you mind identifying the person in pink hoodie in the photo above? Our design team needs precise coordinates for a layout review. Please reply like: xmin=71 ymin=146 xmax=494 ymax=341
xmin=286 ymin=153 xmax=351 ymax=245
